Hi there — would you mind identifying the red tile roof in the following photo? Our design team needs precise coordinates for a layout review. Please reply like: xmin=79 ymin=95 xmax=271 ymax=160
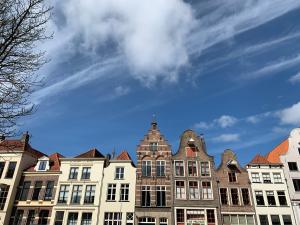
xmin=266 ymin=139 xmax=289 ymax=163
xmin=249 ymin=154 xmax=271 ymax=164
xmin=115 ymin=150 xmax=133 ymax=161
xmin=25 ymin=152 xmax=64 ymax=172
xmin=75 ymin=148 xmax=105 ymax=158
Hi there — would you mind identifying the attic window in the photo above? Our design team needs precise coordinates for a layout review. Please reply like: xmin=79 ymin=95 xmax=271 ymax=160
xmin=38 ymin=160 xmax=48 ymax=171
xmin=149 ymin=142 xmax=158 ymax=151
xmin=187 ymin=138 xmax=195 ymax=146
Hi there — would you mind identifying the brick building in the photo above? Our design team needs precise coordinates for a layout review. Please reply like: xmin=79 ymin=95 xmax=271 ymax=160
xmin=135 ymin=121 xmax=173 ymax=225
xmin=10 ymin=153 xmax=63 ymax=225
xmin=172 ymin=130 xmax=220 ymax=225
xmin=215 ymin=149 xmax=256 ymax=225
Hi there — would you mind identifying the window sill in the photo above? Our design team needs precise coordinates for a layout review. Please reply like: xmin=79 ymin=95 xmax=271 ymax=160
xmin=106 ymin=200 xmax=116 ymax=202
xmin=120 ymin=200 xmax=129 ymax=202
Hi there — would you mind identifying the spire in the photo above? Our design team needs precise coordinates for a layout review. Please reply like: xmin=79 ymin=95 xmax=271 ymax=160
xmin=151 ymin=114 xmax=157 ymax=130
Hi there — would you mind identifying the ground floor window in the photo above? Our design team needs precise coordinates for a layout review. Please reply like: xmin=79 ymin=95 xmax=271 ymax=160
xmin=138 ymin=217 xmax=155 ymax=225
xmin=282 ymin=215 xmax=292 ymax=225
xmin=176 ymin=208 xmax=216 ymax=225
xmin=126 ymin=213 xmax=134 ymax=225
xmin=38 ymin=210 xmax=49 ymax=225
xmin=67 ymin=212 xmax=78 ymax=225
xmin=54 ymin=211 xmax=64 ymax=225
xmin=160 ymin=218 xmax=168 ymax=225
xmin=104 ymin=212 xmax=122 ymax=225
xmin=259 ymin=215 xmax=269 ymax=225
xmin=81 ymin=213 xmax=92 ymax=225
xmin=222 ymin=214 xmax=254 ymax=225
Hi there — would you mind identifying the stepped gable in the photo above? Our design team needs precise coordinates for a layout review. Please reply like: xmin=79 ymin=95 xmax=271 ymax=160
xmin=75 ymin=148 xmax=105 ymax=158
xmin=265 ymin=139 xmax=289 ymax=163
xmin=217 ymin=149 xmax=246 ymax=172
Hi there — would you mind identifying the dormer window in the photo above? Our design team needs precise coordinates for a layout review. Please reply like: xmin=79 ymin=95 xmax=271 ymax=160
xmin=35 ymin=157 xmax=50 ymax=172
xmin=38 ymin=161 xmax=47 ymax=171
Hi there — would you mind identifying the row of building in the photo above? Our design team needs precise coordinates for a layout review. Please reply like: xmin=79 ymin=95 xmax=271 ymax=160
xmin=0 ymin=121 xmax=299 ymax=225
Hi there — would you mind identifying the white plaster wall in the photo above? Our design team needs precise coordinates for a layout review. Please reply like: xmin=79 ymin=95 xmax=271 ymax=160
xmin=98 ymin=161 xmax=136 ymax=225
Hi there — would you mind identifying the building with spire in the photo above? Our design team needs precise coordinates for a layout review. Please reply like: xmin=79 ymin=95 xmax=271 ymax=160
xmin=172 ymin=130 xmax=220 ymax=225
xmin=135 ymin=120 xmax=173 ymax=225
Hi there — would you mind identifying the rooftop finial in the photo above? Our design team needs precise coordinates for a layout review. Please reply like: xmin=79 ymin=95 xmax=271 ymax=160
xmin=151 ymin=114 xmax=157 ymax=130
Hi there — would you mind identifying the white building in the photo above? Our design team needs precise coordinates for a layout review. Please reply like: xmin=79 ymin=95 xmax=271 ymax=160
xmin=98 ymin=151 xmax=136 ymax=225
xmin=50 ymin=149 xmax=106 ymax=225
xmin=0 ymin=133 xmax=44 ymax=225
xmin=246 ymin=154 xmax=296 ymax=225
xmin=265 ymin=128 xmax=300 ymax=225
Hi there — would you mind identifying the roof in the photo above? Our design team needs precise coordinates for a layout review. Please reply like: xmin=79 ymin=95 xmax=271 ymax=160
xmin=75 ymin=148 xmax=105 ymax=158
xmin=266 ymin=139 xmax=289 ymax=163
xmin=0 ymin=139 xmax=45 ymax=158
xmin=115 ymin=150 xmax=133 ymax=161
xmin=25 ymin=152 xmax=64 ymax=172
xmin=249 ymin=154 xmax=271 ymax=164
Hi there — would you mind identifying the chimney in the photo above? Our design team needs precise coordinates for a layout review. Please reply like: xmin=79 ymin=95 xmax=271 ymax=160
xmin=0 ymin=134 xmax=5 ymax=141
xmin=21 ymin=131 xmax=30 ymax=143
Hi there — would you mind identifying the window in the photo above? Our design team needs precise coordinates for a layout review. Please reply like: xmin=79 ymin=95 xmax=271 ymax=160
xmin=251 ymin=173 xmax=260 ymax=183
xmin=159 ymin=218 xmax=167 ymax=225
xmin=271 ymin=215 xmax=280 ymax=225
xmin=138 ymin=217 xmax=155 ymax=225
xmin=38 ymin=160 xmax=47 ymax=171
xmin=0 ymin=162 xmax=5 ymax=178
xmin=69 ymin=167 xmax=79 ymax=179
xmin=247 ymin=215 xmax=255 ymax=225
xmin=262 ymin=173 xmax=271 ymax=183
xmin=141 ymin=186 xmax=151 ymax=207
xmin=288 ymin=162 xmax=298 ymax=171
xmin=71 ymin=185 xmax=82 ymax=204
xmin=81 ymin=167 xmax=91 ymax=179
xmin=292 ymin=179 xmax=300 ymax=191
xmin=207 ymin=210 xmax=215 ymax=224
xmin=188 ymin=161 xmax=197 ymax=176
xmin=0 ymin=184 xmax=9 ymax=210
xmin=176 ymin=209 xmax=184 ymax=224
xmin=277 ymin=191 xmax=287 ymax=206
xmin=32 ymin=181 xmax=42 ymax=200
xmin=44 ymin=181 xmax=54 ymax=200
xmin=273 ymin=173 xmax=282 ymax=183
xmin=220 ymin=188 xmax=228 ymax=205
xmin=38 ymin=210 xmax=49 ymax=225
xmin=223 ymin=215 xmax=230 ymax=224
xmin=58 ymin=185 xmax=69 ymax=203
xmin=175 ymin=161 xmax=184 ymax=176
xmin=150 ymin=142 xmax=158 ymax=151
xmin=282 ymin=215 xmax=292 ymax=225
xmin=242 ymin=188 xmax=250 ymax=205
xmin=142 ymin=161 xmax=151 ymax=177
xmin=186 ymin=210 xmax=205 ymax=223
xmin=104 ymin=213 xmax=122 ymax=225
xmin=259 ymin=215 xmax=269 ymax=225
xmin=228 ymin=172 xmax=237 ymax=182
xmin=54 ymin=211 xmax=64 ymax=225
xmin=120 ymin=184 xmax=129 ymax=201
xmin=81 ymin=213 xmax=92 ymax=225
xmin=67 ymin=213 xmax=78 ymax=225
xmin=231 ymin=188 xmax=239 ymax=205
xmin=126 ymin=213 xmax=134 ymax=225
xmin=84 ymin=185 xmax=96 ymax=204
xmin=13 ymin=210 xmax=23 ymax=225
xmin=255 ymin=191 xmax=265 ymax=206
xmin=175 ymin=181 xmax=185 ymax=199
xmin=202 ymin=181 xmax=212 ymax=199
xmin=18 ymin=181 xmax=31 ymax=201
xmin=5 ymin=161 xmax=16 ymax=178
xmin=156 ymin=161 xmax=165 ymax=177
xmin=189 ymin=181 xmax=199 ymax=199
xmin=156 ymin=186 xmax=166 ymax=206
xmin=107 ymin=184 xmax=116 ymax=201
xmin=115 ymin=167 xmax=124 ymax=180
xmin=26 ymin=210 xmax=35 ymax=225
xmin=266 ymin=191 xmax=276 ymax=206
xmin=201 ymin=162 xmax=210 ymax=176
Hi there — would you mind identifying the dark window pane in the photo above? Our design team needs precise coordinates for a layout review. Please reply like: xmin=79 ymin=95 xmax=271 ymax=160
xmin=5 ymin=162 xmax=16 ymax=178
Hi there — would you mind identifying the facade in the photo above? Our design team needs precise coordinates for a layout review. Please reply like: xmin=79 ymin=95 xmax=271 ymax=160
xmin=99 ymin=151 xmax=136 ymax=225
xmin=265 ymin=128 xmax=300 ymax=225
xmin=135 ymin=121 xmax=173 ymax=225
xmin=0 ymin=133 xmax=44 ymax=225
xmin=215 ymin=149 xmax=256 ymax=225
xmin=172 ymin=130 xmax=220 ymax=225
xmin=10 ymin=153 xmax=63 ymax=225
xmin=50 ymin=149 xmax=106 ymax=225
xmin=246 ymin=155 xmax=296 ymax=225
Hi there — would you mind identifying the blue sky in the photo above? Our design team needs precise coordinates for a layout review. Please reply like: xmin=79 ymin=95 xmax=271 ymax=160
xmin=20 ymin=0 xmax=300 ymax=165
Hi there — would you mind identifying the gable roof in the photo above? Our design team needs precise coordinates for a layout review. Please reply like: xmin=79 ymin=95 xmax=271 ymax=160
xmin=266 ymin=139 xmax=289 ymax=163
xmin=249 ymin=154 xmax=271 ymax=165
xmin=75 ymin=148 xmax=105 ymax=158
xmin=25 ymin=152 xmax=64 ymax=172
xmin=115 ymin=150 xmax=133 ymax=161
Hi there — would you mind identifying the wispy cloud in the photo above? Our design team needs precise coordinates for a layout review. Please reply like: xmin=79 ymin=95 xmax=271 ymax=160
xmin=194 ymin=115 xmax=238 ymax=130
xmin=212 ymin=133 xmax=240 ymax=143
xmin=289 ymin=72 xmax=300 ymax=84
xmin=98 ymin=86 xmax=131 ymax=103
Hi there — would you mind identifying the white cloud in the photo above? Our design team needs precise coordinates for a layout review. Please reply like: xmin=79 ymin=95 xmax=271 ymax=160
xmin=98 ymin=86 xmax=131 ymax=102
xmin=212 ymin=133 xmax=240 ymax=142
xmin=277 ymin=101 xmax=300 ymax=125
xmin=194 ymin=115 xmax=238 ymax=130
xmin=246 ymin=112 xmax=273 ymax=124
xmin=289 ymin=72 xmax=300 ymax=84
xmin=194 ymin=122 xmax=212 ymax=130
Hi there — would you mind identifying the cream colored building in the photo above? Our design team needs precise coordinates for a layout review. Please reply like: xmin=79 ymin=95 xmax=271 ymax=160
xmin=0 ymin=133 xmax=44 ymax=225
xmin=98 ymin=151 xmax=136 ymax=225
xmin=50 ymin=149 xmax=106 ymax=225
xmin=246 ymin=155 xmax=296 ymax=225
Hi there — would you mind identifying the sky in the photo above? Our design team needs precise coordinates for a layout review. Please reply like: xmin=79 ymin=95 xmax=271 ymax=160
xmin=18 ymin=0 xmax=300 ymax=165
